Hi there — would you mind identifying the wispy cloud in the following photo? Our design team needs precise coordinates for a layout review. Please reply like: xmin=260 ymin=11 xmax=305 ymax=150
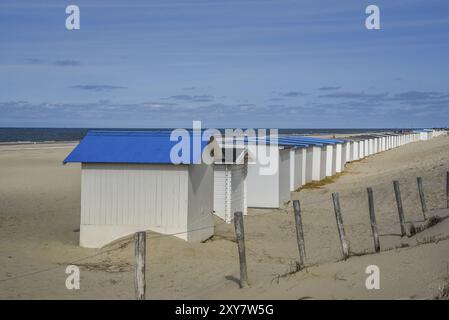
xmin=166 ymin=94 xmax=214 ymax=102
xmin=53 ymin=60 xmax=81 ymax=67
xmin=318 ymin=86 xmax=341 ymax=91
xmin=25 ymin=58 xmax=81 ymax=67
xmin=281 ymin=91 xmax=307 ymax=97
xmin=319 ymin=91 xmax=389 ymax=99
xmin=70 ymin=85 xmax=127 ymax=91
xmin=391 ymin=91 xmax=444 ymax=101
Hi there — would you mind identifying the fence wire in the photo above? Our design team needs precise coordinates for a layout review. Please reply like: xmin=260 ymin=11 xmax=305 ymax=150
xmin=1 ymin=173 xmax=448 ymax=286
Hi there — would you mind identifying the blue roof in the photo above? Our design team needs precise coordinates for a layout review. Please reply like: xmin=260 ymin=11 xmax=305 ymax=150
xmin=244 ymin=136 xmax=311 ymax=148
xmin=63 ymin=130 xmax=210 ymax=165
xmin=282 ymin=135 xmax=344 ymax=145
xmin=243 ymin=135 xmax=345 ymax=148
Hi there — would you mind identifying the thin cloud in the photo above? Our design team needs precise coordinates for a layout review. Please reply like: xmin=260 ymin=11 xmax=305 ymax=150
xmin=25 ymin=58 xmax=81 ymax=67
xmin=281 ymin=91 xmax=307 ymax=97
xmin=318 ymin=86 xmax=341 ymax=91
xmin=53 ymin=60 xmax=81 ymax=67
xmin=319 ymin=91 xmax=388 ymax=99
xmin=26 ymin=58 xmax=44 ymax=64
xmin=167 ymin=94 xmax=214 ymax=102
xmin=70 ymin=85 xmax=127 ymax=91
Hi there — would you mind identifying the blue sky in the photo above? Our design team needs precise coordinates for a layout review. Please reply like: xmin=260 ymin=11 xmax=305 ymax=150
xmin=1 ymin=0 xmax=449 ymax=128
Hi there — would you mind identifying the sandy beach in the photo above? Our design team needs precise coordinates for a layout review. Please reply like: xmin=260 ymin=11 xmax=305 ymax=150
xmin=1 ymin=135 xmax=449 ymax=299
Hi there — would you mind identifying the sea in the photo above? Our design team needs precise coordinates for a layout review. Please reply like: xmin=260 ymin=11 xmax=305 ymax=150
xmin=0 ymin=128 xmax=411 ymax=143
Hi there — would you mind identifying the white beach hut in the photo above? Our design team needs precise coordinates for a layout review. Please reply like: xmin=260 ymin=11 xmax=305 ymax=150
xmin=213 ymin=146 xmax=249 ymax=224
xmin=321 ymin=144 xmax=333 ymax=177
xmin=246 ymin=143 xmax=291 ymax=208
xmin=351 ymin=141 xmax=359 ymax=161
xmin=358 ymin=140 xmax=365 ymax=159
xmin=290 ymin=147 xmax=307 ymax=191
xmin=341 ymin=141 xmax=351 ymax=169
xmin=306 ymin=145 xmax=324 ymax=182
xmin=332 ymin=143 xmax=343 ymax=174
xmin=64 ymin=131 xmax=216 ymax=248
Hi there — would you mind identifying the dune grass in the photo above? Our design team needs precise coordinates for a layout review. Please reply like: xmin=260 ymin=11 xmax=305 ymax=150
xmin=297 ymin=172 xmax=346 ymax=191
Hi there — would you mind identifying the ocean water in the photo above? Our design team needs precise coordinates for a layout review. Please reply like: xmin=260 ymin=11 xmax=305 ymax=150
xmin=0 ymin=128 xmax=408 ymax=143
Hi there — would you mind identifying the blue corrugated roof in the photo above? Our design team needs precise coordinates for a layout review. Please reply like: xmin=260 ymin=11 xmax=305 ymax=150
xmin=244 ymin=136 xmax=312 ymax=148
xmin=63 ymin=130 xmax=209 ymax=164
xmin=282 ymin=135 xmax=344 ymax=145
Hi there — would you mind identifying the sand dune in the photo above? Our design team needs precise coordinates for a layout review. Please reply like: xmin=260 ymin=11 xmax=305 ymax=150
xmin=1 ymin=137 xmax=449 ymax=299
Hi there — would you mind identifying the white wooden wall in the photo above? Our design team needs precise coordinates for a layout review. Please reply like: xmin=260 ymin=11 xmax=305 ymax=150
xmin=247 ymin=145 xmax=280 ymax=208
xmin=213 ymin=165 xmax=228 ymax=220
xmin=230 ymin=164 xmax=247 ymax=217
xmin=213 ymin=164 xmax=247 ymax=223
xmin=79 ymin=163 xmax=214 ymax=247
xmin=81 ymin=163 xmax=188 ymax=229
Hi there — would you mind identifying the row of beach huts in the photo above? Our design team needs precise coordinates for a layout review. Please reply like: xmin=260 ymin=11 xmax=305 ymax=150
xmin=64 ymin=129 xmax=446 ymax=247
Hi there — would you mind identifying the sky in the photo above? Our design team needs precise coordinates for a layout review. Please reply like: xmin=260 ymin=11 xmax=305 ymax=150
xmin=1 ymin=0 xmax=449 ymax=128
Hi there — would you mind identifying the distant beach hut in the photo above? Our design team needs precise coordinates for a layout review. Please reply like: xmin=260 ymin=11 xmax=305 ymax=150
xmin=289 ymin=146 xmax=308 ymax=191
xmin=321 ymin=144 xmax=333 ymax=177
xmin=332 ymin=142 xmax=343 ymax=174
xmin=414 ymin=129 xmax=433 ymax=141
xmin=341 ymin=141 xmax=351 ymax=169
xmin=358 ymin=140 xmax=365 ymax=159
xmin=63 ymin=130 xmax=216 ymax=248
xmin=351 ymin=141 xmax=359 ymax=161
xmin=306 ymin=144 xmax=323 ymax=182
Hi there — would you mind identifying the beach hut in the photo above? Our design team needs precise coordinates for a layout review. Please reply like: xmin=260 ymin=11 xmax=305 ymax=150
xmin=332 ymin=143 xmax=343 ymax=174
xmin=306 ymin=145 xmax=323 ymax=182
xmin=246 ymin=135 xmax=346 ymax=208
xmin=285 ymin=136 xmax=343 ymax=180
xmin=289 ymin=146 xmax=307 ymax=191
xmin=321 ymin=144 xmax=333 ymax=177
xmin=213 ymin=144 xmax=249 ymax=224
xmin=246 ymin=140 xmax=292 ymax=208
xmin=246 ymin=135 xmax=320 ymax=208
xmin=351 ymin=141 xmax=359 ymax=161
xmin=63 ymin=131 xmax=216 ymax=248
xmin=341 ymin=141 xmax=351 ymax=169
xmin=415 ymin=129 xmax=433 ymax=141
xmin=213 ymin=163 xmax=248 ymax=223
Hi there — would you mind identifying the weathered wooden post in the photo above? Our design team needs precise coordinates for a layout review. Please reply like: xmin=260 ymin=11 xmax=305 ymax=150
xmin=367 ymin=187 xmax=380 ymax=253
xmin=234 ymin=211 xmax=249 ymax=288
xmin=446 ymin=172 xmax=449 ymax=209
xmin=134 ymin=231 xmax=146 ymax=300
xmin=393 ymin=180 xmax=407 ymax=237
xmin=292 ymin=200 xmax=306 ymax=269
xmin=416 ymin=177 xmax=428 ymax=220
xmin=331 ymin=193 xmax=349 ymax=259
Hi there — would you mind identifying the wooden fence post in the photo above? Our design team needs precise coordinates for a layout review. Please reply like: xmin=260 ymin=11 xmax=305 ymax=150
xmin=367 ymin=187 xmax=380 ymax=253
xmin=446 ymin=172 xmax=449 ymax=209
xmin=331 ymin=193 xmax=350 ymax=259
xmin=134 ymin=231 xmax=146 ymax=300
xmin=234 ymin=212 xmax=249 ymax=288
xmin=292 ymin=200 xmax=306 ymax=269
xmin=393 ymin=180 xmax=407 ymax=237
xmin=416 ymin=177 xmax=428 ymax=220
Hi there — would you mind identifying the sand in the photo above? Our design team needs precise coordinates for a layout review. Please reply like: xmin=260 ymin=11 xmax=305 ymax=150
xmin=1 ymin=136 xmax=449 ymax=299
